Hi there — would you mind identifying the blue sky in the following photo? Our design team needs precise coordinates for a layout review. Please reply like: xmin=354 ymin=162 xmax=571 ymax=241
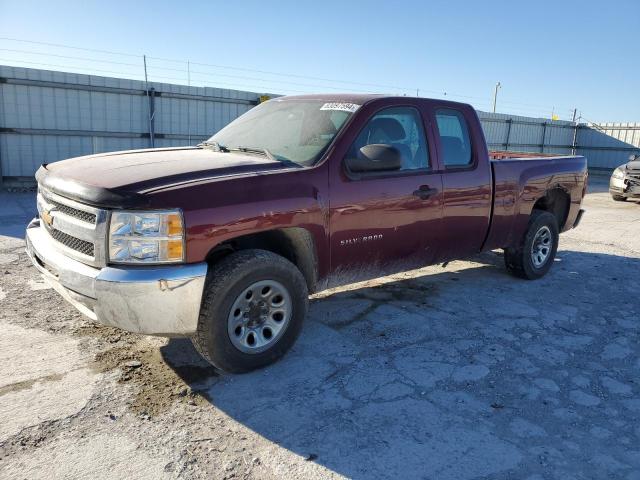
xmin=0 ymin=0 xmax=638 ymax=121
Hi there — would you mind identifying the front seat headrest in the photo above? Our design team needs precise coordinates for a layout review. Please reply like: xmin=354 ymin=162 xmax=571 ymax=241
xmin=368 ymin=117 xmax=406 ymax=142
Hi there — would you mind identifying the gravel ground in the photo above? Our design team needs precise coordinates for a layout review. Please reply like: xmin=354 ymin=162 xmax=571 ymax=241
xmin=0 ymin=176 xmax=639 ymax=480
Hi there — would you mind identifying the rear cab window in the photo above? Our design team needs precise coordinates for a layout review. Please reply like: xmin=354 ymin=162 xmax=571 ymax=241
xmin=435 ymin=109 xmax=473 ymax=168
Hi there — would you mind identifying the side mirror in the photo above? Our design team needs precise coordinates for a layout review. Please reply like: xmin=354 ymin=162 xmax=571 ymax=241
xmin=345 ymin=144 xmax=402 ymax=173
xmin=629 ymin=154 xmax=639 ymax=162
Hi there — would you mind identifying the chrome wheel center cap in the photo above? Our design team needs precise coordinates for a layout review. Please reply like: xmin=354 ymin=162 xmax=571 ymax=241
xmin=227 ymin=280 xmax=292 ymax=354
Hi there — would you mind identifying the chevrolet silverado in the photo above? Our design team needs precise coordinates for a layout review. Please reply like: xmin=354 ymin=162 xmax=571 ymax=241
xmin=26 ymin=94 xmax=588 ymax=372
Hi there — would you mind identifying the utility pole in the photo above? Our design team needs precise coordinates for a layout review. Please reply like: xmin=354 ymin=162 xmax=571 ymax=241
xmin=492 ymin=82 xmax=501 ymax=113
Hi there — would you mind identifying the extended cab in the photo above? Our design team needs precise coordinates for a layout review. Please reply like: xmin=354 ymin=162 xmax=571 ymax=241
xmin=26 ymin=95 xmax=587 ymax=372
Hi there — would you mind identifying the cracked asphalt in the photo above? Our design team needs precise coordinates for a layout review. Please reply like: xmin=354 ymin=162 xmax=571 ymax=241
xmin=0 ymin=176 xmax=639 ymax=479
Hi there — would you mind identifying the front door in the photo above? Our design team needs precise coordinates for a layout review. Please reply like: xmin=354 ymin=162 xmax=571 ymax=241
xmin=328 ymin=104 xmax=443 ymax=285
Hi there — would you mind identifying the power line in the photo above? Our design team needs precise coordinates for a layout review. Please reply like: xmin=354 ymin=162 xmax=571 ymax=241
xmin=0 ymin=57 xmax=572 ymax=119
xmin=3 ymin=36 xmax=570 ymax=109
xmin=0 ymin=48 xmax=142 ymax=68
xmin=0 ymin=36 xmax=414 ymax=92
xmin=0 ymin=59 xmax=146 ymax=80
xmin=0 ymin=36 xmax=141 ymax=58
xmin=0 ymin=37 xmax=576 ymax=119
xmin=0 ymin=47 xmax=386 ymax=93
xmin=184 ymin=69 xmax=389 ymax=93
xmin=0 ymin=58 xmax=319 ymax=95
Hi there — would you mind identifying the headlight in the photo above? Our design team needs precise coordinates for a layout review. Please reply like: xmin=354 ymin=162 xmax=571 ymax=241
xmin=108 ymin=210 xmax=185 ymax=264
xmin=611 ymin=167 xmax=626 ymax=180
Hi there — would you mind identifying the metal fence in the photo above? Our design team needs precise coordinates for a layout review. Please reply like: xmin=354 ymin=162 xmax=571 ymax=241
xmin=574 ymin=122 xmax=640 ymax=170
xmin=0 ymin=65 xmax=271 ymax=183
xmin=1 ymin=65 xmax=638 ymax=184
xmin=479 ymin=112 xmax=575 ymax=156
xmin=478 ymin=111 xmax=640 ymax=170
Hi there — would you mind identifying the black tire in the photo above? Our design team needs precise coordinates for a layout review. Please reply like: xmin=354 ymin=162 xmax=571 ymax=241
xmin=611 ymin=194 xmax=627 ymax=202
xmin=504 ymin=210 xmax=559 ymax=280
xmin=192 ymin=249 xmax=308 ymax=373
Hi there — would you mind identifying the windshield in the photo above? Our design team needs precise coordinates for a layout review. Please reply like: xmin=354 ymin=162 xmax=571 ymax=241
xmin=207 ymin=100 xmax=358 ymax=167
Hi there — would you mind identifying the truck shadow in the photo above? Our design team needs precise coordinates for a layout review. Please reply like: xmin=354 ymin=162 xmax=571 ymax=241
xmin=161 ymin=249 xmax=640 ymax=479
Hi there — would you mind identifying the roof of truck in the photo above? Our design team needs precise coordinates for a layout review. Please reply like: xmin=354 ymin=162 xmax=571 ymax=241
xmin=275 ymin=93 xmax=386 ymax=103
xmin=275 ymin=93 xmax=472 ymax=110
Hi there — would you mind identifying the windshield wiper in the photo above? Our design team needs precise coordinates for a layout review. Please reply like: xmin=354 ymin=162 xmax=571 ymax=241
xmin=233 ymin=146 xmax=275 ymax=161
xmin=231 ymin=146 xmax=301 ymax=168
xmin=198 ymin=140 xmax=229 ymax=152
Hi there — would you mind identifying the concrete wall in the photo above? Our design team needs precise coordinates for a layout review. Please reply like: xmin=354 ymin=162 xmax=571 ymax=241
xmin=1 ymin=65 xmax=638 ymax=183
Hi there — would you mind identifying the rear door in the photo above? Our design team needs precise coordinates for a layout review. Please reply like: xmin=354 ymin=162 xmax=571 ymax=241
xmin=429 ymin=106 xmax=492 ymax=260
xmin=328 ymin=101 xmax=444 ymax=284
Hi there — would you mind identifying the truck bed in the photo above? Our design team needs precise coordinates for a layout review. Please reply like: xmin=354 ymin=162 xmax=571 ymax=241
xmin=483 ymin=154 xmax=588 ymax=252
xmin=489 ymin=150 xmax=569 ymax=160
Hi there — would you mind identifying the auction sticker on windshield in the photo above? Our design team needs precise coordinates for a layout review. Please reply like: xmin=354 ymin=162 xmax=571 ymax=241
xmin=320 ymin=102 xmax=360 ymax=113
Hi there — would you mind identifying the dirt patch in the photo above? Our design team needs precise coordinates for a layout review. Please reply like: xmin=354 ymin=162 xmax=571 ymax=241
xmin=3 ymin=250 xmax=219 ymax=419
xmin=65 ymin=312 xmax=218 ymax=416
xmin=92 ymin=336 xmax=218 ymax=417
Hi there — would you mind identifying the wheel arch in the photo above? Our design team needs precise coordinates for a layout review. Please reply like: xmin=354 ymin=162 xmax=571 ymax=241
xmin=205 ymin=227 xmax=319 ymax=294
xmin=531 ymin=186 xmax=571 ymax=229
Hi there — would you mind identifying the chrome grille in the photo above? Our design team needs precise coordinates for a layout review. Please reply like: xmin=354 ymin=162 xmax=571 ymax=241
xmin=37 ymin=186 xmax=108 ymax=267
xmin=627 ymin=169 xmax=640 ymax=184
xmin=47 ymin=198 xmax=97 ymax=224
xmin=45 ymin=223 xmax=95 ymax=257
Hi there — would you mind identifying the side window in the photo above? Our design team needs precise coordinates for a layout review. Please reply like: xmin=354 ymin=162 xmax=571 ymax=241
xmin=348 ymin=107 xmax=429 ymax=171
xmin=435 ymin=109 xmax=472 ymax=167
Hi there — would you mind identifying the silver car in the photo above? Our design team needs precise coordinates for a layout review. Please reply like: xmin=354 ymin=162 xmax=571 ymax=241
xmin=610 ymin=154 xmax=640 ymax=201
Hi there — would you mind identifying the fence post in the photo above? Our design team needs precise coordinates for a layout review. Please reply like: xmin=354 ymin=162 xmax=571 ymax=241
xmin=505 ymin=118 xmax=512 ymax=151
xmin=149 ymin=87 xmax=156 ymax=147
xmin=143 ymin=55 xmax=155 ymax=148
xmin=571 ymin=123 xmax=579 ymax=156
xmin=540 ymin=122 xmax=547 ymax=153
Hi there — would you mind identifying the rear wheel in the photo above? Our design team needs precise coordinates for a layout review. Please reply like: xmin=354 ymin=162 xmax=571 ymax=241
xmin=504 ymin=210 xmax=559 ymax=280
xmin=192 ymin=249 xmax=308 ymax=373
xmin=611 ymin=194 xmax=627 ymax=202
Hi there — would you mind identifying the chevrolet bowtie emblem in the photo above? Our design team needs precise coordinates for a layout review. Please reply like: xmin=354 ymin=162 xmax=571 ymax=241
xmin=41 ymin=207 xmax=54 ymax=227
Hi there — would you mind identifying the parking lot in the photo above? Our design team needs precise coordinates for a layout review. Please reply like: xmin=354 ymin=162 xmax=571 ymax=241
xmin=0 ymin=176 xmax=638 ymax=480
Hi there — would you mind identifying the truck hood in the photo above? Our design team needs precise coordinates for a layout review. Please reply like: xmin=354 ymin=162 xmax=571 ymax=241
xmin=627 ymin=160 xmax=640 ymax=171
xmin=36 ymin=146 xmax=287 ymax=208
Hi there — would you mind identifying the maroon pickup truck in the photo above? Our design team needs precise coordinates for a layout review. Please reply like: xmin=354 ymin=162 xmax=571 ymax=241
xmin=26 ymin=94 xmax=587 ymax=372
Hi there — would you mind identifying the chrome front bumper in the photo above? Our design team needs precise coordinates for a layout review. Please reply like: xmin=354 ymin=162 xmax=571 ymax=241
xmin=25 ymin=219 xmax=207 ymax=336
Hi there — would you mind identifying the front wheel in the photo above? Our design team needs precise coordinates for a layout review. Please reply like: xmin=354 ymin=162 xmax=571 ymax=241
xmin=611 ymin=194 xmax=627 ymax=202
xmin=192 ymin=249 xmax=309 ymax=373
xmin=504 ymin=210 xmax=559 ymax=280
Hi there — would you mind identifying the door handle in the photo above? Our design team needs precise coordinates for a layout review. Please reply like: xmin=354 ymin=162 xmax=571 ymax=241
xmin=413 ymin=185 xmax=438 ymax=200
